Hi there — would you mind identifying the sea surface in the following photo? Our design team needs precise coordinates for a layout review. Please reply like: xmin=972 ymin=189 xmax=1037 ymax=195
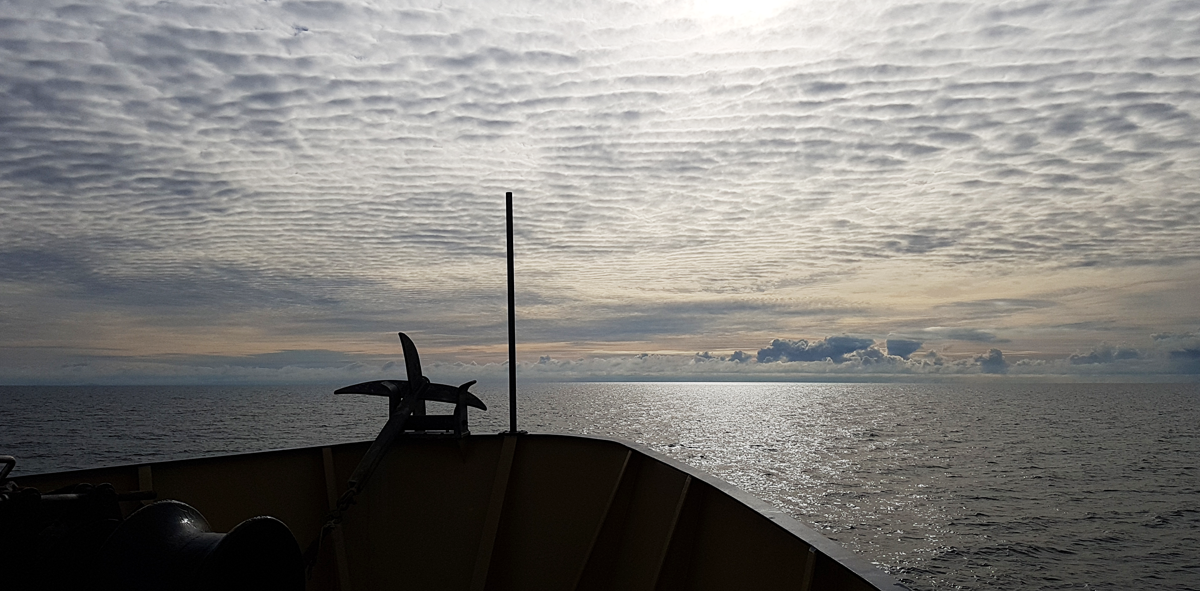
xmin=2 ymin=382 xmax=1197 ymax=590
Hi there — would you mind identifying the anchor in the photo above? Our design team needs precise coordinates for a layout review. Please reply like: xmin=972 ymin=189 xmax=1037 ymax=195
xmin=304 ymin=333 xmax=486 ymax=576
xmin=335 ymin=332 xmax=486 ymax=436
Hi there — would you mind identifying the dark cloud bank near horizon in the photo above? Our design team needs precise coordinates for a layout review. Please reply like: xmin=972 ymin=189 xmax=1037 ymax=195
xmin=7 ymin=330 xmax=1196 ymax=386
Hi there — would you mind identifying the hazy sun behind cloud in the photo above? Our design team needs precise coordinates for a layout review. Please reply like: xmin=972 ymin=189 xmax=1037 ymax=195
xmin=690 ymin=0 xmax=793 ymax=20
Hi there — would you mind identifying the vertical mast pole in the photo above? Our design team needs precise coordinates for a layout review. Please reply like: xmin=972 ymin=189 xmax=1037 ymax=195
xmin=506 ymin=191 xmax=518 ymax=434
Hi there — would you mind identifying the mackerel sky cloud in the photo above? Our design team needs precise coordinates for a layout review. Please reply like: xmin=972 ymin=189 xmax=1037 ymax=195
xmin=1 ymin=0 xmax=1199 ymax=383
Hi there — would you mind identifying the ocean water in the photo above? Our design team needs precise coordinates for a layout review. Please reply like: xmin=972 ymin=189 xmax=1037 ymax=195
xmin=2 ymin=382 xmax=1197 ymax=590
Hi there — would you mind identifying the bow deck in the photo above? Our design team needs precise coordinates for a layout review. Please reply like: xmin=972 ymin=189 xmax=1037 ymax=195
xmin=15 ymin=433 xmax=902 ymax=591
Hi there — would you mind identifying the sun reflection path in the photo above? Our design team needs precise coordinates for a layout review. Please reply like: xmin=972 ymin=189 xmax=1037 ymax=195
xmin=501 ymin=382 xmax=1200 ymax=591
xmin=510 ymin=381 xmax=957 ymax=582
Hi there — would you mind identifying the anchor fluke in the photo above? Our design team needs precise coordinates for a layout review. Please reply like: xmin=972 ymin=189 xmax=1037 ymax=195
xmin=334 ymin=380 xmax=485 ymax=411
xmin=335 ymin=333 xmax=485 ymax=434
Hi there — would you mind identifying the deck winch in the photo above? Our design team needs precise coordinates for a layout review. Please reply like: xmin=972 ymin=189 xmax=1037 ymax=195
xmin=0 ymin=457 xmax=304 ymax=591
xmin=99 ymin=500 xmax=304 ymax=591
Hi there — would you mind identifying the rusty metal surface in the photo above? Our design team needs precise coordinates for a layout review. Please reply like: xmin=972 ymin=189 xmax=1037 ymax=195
xmin=13 ymin=434 xmax=904 ymax=591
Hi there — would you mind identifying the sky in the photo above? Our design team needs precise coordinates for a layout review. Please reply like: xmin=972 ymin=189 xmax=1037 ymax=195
xmin=2 ymin=0 xmax=1199 ymax=384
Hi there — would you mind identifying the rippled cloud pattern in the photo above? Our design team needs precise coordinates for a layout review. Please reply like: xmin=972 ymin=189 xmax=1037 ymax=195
xmin=2 ymin=0 xmax=1199 ymax=382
